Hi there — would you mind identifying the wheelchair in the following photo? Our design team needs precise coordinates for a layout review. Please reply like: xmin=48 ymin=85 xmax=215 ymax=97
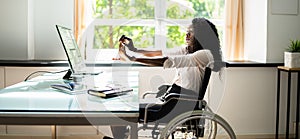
xmin=138 ymin=67 xmax=236 ymax=139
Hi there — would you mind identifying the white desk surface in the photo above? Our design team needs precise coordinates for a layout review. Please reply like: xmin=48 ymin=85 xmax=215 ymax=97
xmin=0 ymin=71 xmax=139 ymax=124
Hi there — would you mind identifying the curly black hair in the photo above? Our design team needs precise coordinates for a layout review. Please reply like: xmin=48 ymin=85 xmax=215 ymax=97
xmin=192 ymin=17 xmax=225 ymax=71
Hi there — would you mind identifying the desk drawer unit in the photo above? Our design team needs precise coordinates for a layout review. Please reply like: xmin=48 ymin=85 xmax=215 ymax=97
xmin=0 ymin=67 xmax=4 ymax=89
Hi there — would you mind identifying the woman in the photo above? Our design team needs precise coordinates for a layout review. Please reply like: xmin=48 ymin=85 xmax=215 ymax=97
xmin=105 ymin=17 xmax=224 ymax=139
xmin=119 ymin=17 xmax=224 ymax=96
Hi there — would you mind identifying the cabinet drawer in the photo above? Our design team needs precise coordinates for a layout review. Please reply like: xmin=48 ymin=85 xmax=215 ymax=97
xmin=0 ymin=67 xmax=4 ymax=89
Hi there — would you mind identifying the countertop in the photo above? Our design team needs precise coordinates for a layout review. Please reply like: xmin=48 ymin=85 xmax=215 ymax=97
xmin=0 ymin=60 xmax=284 ymax=67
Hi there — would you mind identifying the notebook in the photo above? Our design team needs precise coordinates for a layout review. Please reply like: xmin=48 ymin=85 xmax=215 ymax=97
xmin=88 ymin=87 xmax=133 ymax=98
xmin=56 ymin=25 xmax=101 ymax=76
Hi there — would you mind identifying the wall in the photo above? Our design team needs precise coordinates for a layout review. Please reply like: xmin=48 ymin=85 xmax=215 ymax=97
xmin=34 ymin=0 xmax=73 ymax=60
xmin=244 ymin=0 xmax=300 ymax=62
xmin=0 ymin=0 xmax=73 ymax=60
xmin=0 ymin=0 xmax=30 ymax=60
xmin=218 ymin=67 xmax=277 ymax=134
xmin=243 ymin=0 xmax=268 ymax=62
xmin=267 ymin=0 xmax=300 ymax=62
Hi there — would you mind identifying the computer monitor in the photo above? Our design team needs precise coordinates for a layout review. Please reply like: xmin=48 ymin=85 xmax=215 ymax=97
xmin=56 ymin=25 xmax=87 ymax=74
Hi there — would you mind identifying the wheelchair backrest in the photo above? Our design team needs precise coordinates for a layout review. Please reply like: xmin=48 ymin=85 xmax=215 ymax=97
xmin=198 ymin=67 xmax=212 ymax=100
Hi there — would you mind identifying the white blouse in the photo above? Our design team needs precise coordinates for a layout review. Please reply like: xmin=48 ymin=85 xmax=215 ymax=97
xmin=162 ymin=47 xmax=214 ymax=94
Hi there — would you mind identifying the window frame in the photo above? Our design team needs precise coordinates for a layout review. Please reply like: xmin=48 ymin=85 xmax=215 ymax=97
xmin=81 ymin=0 xmax=225 ymax=62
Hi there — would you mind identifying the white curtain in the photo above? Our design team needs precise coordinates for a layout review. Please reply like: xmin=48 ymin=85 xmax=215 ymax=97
xmin=224 ymin=0 xmax=244 ymax=60
xmin=74 ymin=0 xmax=86 ymax=43
xmin=74 ymin=0 xmax=95 ymax=59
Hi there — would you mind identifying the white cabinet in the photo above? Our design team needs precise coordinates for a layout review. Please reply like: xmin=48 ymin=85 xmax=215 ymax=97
xmin=0 ymin=68 xmax=6 ymax=135
xmin=4 ymin=66 xmax=67 ymax=87
xmin=5 ymin=125 xmax=98 ymax=136
xmin=6 ymin=125 xmax=51 ymax=136
xmin=0 ymin=125 xmax=5 ymax=134
xmin=56 ymin=126 xmax=98 ymax=136
xmin=0 ymin=67 xmax=4 ymax=89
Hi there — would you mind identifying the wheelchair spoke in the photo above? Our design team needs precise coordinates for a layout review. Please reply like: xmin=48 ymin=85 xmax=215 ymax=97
xmin=160 ymin=110 xmax=236 ymax=139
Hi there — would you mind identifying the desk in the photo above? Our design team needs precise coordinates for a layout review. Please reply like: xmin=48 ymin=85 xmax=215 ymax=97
xmin=0 ymin=71 xmax=139 ymax=139
xmin=276 ymin=66 xmax=300 ymax=139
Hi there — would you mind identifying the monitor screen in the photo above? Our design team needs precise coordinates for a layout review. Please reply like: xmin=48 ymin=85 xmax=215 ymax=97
xmin=56 ymin=25 xmax=86 ymax=74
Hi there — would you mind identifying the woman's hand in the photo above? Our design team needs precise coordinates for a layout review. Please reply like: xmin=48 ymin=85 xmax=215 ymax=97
xmin=119 ymin=42 xmax=167 ymax=66
xmin=118 ymin=42 xmax=136 ymax=61
xmin=119 ymin=35 xmax=137 ymax=52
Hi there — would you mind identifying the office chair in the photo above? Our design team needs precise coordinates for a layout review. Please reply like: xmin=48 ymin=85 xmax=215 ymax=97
xmin=138 ymin=67 xmax=236 ymax=139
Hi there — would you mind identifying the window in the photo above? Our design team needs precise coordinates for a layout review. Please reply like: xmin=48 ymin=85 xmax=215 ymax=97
xmin=79 ymin=0 xmax=225 ymax=61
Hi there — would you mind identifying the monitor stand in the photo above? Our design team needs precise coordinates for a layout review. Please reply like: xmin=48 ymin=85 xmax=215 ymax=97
xmin=63 ymin=69 xmax=72 ymax=80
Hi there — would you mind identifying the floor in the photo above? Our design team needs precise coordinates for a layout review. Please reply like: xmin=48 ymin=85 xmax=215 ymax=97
xmin=0 ymin=135 xmax=287 ymax=139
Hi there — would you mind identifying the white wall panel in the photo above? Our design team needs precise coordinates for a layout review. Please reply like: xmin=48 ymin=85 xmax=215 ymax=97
xmin=0 ymin=0 xmax=29 ymax=60
xmin=33 ymin=0 xmax=74 ymax=60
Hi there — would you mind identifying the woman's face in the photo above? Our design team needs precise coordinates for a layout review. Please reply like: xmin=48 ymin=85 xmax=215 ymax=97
xmin=186 ymin=25 xmax=195 ymax=53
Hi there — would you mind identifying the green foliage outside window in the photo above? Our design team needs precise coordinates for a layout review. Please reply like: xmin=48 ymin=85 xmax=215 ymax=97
xmin=92 ymin=0 xmax=224 ymax=49
xmin=93 ymin=26 xmax=154 ymax=49
xmin=94 ymin=0 xmax=154 ymax=19
xmin=167 ymin=26 xmax=186 ymax=48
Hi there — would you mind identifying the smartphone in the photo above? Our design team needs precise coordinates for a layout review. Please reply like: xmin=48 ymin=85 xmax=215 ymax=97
xmin=119 ymin=35 xmax=130 ymax=45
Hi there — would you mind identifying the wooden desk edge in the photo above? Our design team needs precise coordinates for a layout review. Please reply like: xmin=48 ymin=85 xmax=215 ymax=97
xmin=278 ymin=66 xmax=300 ymax=71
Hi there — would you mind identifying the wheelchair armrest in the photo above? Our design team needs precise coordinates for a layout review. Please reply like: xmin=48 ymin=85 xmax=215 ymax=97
xmin=142 ymin=91 xmax=158 ymax=99
xmin=163 ymin=93 xmax=200 ymax=102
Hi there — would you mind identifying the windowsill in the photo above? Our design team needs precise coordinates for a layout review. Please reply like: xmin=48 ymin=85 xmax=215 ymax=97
xmin=0 ymin=60 xmax=284 ymax=67
xmin=0 ymin=60 xmax=147 ymax=67
xmin=226 ymin=60 xmax=284 ymax=67
xmin=0 ymin=60 xmax=68 ymax=67
xmin=86 ymin=60 xmax=149 ymax=67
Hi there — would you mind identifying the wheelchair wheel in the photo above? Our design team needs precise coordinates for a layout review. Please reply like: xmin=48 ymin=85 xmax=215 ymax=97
xmin=160 ymin=110 xmax=236 ymax=139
